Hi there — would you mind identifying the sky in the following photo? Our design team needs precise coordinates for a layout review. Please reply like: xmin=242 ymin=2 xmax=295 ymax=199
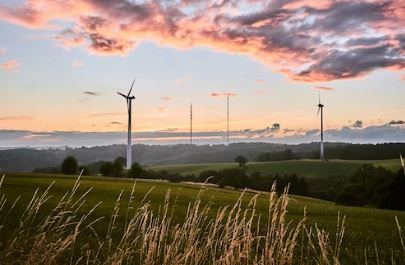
xmin=0 ymin=0 xmax=404 ymax=147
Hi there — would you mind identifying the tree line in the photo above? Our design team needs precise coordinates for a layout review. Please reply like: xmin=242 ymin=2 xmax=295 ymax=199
xmin=334 ymin=164 xmax=405 ymax=210
xmin=255 ymin=143 xmax=405 ymax=161
xmin=35 ymin=154 xmax=405 ymax=211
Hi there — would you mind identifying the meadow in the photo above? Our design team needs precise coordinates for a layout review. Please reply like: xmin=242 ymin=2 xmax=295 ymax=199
xmin=0 ymin=172 xmax=404 ymax=264
xmin=147 ymin=159 xmax=401 ymax=179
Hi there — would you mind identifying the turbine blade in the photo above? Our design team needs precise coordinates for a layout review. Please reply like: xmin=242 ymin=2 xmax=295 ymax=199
xmin=127 ymin=78 xmax=136 ymax=97
xmin=317 ymin=107 xmax=320 ymax=117
xmin=318 ymin=92 xmax=321 ymax=105
xmin=117 ymin=92 xmax=127 ymax=98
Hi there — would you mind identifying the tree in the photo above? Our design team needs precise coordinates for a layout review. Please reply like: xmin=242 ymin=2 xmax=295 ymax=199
xmin=114 ymin=156 xmax=126 ymax=168
xmin=111 ymin=157 xmax=124 ymax=178
xmin=78 ymin=165 xmax=91 ymax=176
xmin=61 ymin=156 xmax=78 ymax=175
xmin=218 ymin=168 xmax=251 ymax=189
xmin=234 ymin=155 xmax=248 ymax=167
xmin=99 ymin=161 xmax=113 ymax=176
xmin=129 ymin=162 xmax=143 ymax=178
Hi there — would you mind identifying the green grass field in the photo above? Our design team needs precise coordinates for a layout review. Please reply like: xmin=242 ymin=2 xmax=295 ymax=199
xmin=147 ymin=159 xmax=401 ymax=178
xmin=1 ymin=172 xmax=405 ymax=263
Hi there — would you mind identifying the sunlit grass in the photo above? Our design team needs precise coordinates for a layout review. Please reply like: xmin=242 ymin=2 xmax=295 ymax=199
xmin=0 ymin=172 xmax=404 ymax=264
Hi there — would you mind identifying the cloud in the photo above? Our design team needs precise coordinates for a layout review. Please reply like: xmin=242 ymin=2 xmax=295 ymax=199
xmin=1 ymin=60 xmax=20 ymax=71
xmin=210 ymin=92 xmax=237 ymax=98
xmin=157 ymin=107 xmax=167 ymax=112
xmin=83 ymin=91 xmax=99 ymax=96
xmin=305 ymin=129 xmax=320 ymax=136
xmin=255 ymin=89 xmax=267 ymax=95
xmin=0 ymin=0 xmax=403 ymax=81
xmin=256 ymin=79 xmax=265 ymax=84
xmin=86 ymin=112 xmax=123 ymax=118
xmin=293 ymin=45 xmax=405 ymax=81
xmin=0 ymin=47 xmax=6 ymax=54
xmin=352 ymin=120 xmax=363 ymax=128
xmin=161 ymin=96 xmax=172 ymax=100
xmin=110 ymin=121 xmax=123 ymax=125
xmin=0 ymin=115 xmax=34 ymax=121
xmin=269 ymin=123 xmax=280 ymax=132
xmin=313 ymin=86 xmax=334 ymax=91
xmin=388 ymin=120 xmax=405 ymax=125
xmin=2 ymin=123 xmax=405 ymax=147
xmin=72 ymin=59 xmax=84 ymax=68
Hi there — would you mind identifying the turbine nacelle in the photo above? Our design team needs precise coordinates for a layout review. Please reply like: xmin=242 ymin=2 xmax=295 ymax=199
xmin=117 ymin=79 xmax=136 ymax=101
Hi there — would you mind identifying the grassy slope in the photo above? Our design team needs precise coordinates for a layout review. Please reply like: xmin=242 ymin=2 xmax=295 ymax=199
xmin=1 ymin=172 xmax=405 ymax=262
xmin=147 ymin=159 xmax=401 ymax=178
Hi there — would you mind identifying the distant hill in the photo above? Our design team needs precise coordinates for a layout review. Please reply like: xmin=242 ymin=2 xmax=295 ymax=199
xmin=0 ymin=142 xmax=404 ymax=172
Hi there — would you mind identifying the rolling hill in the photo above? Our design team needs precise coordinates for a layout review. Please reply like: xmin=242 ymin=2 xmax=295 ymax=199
xmin=147 ymin=159 xmax=401 ymax=179
xmin=0 ymin=172 xmax=404 ymax=263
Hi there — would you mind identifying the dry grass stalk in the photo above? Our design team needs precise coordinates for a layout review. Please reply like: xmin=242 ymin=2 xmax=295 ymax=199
xmin=0 ymin=174 xmax=403 ymax=265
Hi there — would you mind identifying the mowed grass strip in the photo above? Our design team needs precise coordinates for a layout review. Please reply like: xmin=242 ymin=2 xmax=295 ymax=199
xmin=1 ymin=172 xmax=405 ymax=262
xmin=147 ymin=159 xmax=401 ymax=179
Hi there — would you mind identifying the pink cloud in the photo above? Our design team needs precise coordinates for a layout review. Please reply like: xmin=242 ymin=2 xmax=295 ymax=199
xmin=1 ymin=60 xmax=20 ymax=71
xmin=0 ymin=0 xmax=403 ymax=81
xmin=313 ymin=86 xmax=334 ymax=91
xmin=0 ymin=47 xmax=6 ymax=54
xmin=255 ymin=90 xmax=267 ymax=95
xmin=256 ymin=79 xmax=265 ymax=84
xmin=71 ymin=59 xmax=84 ymax=68
xmin=210 ymin=92 xmax=237 ymax=97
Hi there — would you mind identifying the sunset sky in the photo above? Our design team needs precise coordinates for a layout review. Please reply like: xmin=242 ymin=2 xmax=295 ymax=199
xmin=0 ymin=0 xmax=404 ymax=146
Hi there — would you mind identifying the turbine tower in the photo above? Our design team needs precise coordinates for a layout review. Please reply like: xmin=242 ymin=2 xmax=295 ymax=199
xmin=317 ymin=93 xmax=325 ymax=161
xmin=190 ymin=103 xmax=193 ymax=144
xmin=117 ymin=79 xmax=136 ymax=169
xmin=227 ymin=94 xmax=230 ymax=145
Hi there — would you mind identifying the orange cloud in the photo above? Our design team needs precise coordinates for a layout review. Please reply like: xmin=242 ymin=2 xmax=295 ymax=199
xmin=0 ymin=115 xmax=34 ymax=121
xmin=86 ymin=112 xmax=123 ymax=118
xmin=1 ymin=60 xmax=20 ymax=71
xmin=157 ymin=107 xmax=167 ymax=112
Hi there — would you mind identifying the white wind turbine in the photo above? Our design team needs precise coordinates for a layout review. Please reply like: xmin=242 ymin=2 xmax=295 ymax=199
xmin=117 ymin=79 xmax=136 ymax=169
xmin=317 ymin=93 xmax=325 ymax=161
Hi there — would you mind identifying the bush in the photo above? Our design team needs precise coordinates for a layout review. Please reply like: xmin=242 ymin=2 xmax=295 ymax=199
xmin=129 ymin=162 xmax=143 ymax=178
xmin=234 ymin=155 xmax=248 ymax=167
xmin=335 ymin=192 xmax=358 ymax=206
xmin=218 ymin=168 xmax=251 ymax=189
xmin=198 ymin=170 xmax=219 ymax=183
xmin=61 ymin=156 xmax=78 ymax=175
xmin=78 ymin=165 xmax=91 ymax=176
xmin=99 ymin=161 xmax=113 ymax=177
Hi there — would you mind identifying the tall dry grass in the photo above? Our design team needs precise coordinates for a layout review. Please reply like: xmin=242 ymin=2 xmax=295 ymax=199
xmin=0 ymin=174 xmax=403 ymax=265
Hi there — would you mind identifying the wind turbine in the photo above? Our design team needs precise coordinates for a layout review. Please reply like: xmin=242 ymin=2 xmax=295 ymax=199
xmin=190 ymin=103 xmax=193 ymax=144
xmin=117 ymin=79 xmax=136 ymax=169
xmin=317 ymin=93 xmax=325 ymax=161
xmin=227 ymin=94 xmax=230 ymax=145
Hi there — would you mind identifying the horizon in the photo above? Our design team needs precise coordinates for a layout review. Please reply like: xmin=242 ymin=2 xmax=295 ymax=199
xmin=0 ymin=0 xmax=404 ymax=147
